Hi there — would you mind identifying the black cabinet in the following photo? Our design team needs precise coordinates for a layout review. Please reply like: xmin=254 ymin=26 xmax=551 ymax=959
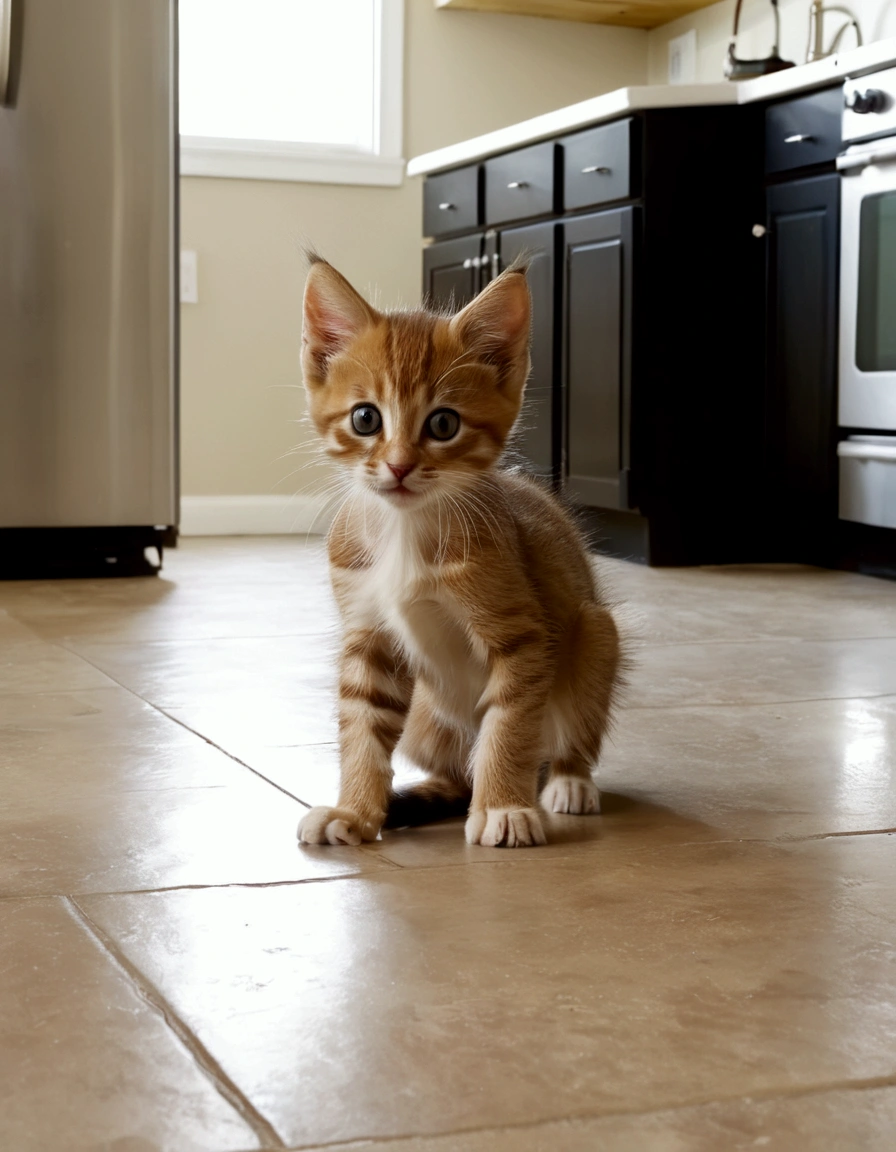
xmin=423 ymin=234 xmax=484 ymax=311
xmin=562 ymin=208 xmax=635 ymax=510
xmin=498 ymin=221 xmax=558 ymax=479
xmin=765 ymin=88 xmax=842 ymax=176
xmin=419 ymin=104 xmax=769 ymax=566
xmin=485 ymin=143 xmax=559 ymax=226
xmin=765 ymin=174 xmax=840 ymax=561
xmin=423 ymin=165 xmax=481 ymax=238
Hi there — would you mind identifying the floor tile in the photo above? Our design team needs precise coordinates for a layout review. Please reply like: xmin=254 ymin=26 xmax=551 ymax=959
xmin=0 ymin=897 xmax=261 ymax=1152
xmin=297 ymin=1084 xmax=896 ymax=1151
xmin=0 ymin=536 xmax=337 ymax=643
xmin=82 ymin=834 xmax=896 ymax=1148
xmin=0 ymin=611 xmax=117 ymax=696
xmin=239 ymin=694 xmax=896 ymax=870
xmin=600 ymin=560 xmax=896 ymax=645
xmin=0 ymin=688 xmax=386 ymax=896
xmin=628 ymin=636 xmax=896 ymax=708
xmin=66 ymin=635 xmax=341 ymax=753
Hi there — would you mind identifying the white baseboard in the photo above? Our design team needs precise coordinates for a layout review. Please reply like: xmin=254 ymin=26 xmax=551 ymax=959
xmin=179 ymin=495 xmax=333 ymax=537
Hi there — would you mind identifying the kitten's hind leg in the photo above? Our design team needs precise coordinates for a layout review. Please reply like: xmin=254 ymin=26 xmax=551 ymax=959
xmin=541 ymin=755 xmax=601 ymax=815
xmin=540 ymin=602 xmax=621 ymax=817
xmin=387 ymin=684 xmax=472 ymax=829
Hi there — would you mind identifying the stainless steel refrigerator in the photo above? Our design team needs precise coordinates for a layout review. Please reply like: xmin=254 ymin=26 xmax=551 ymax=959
xmin=0 ymin=0 xmax=178 ymax=577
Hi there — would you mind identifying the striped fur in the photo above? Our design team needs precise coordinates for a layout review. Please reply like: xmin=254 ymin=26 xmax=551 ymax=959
xmin=297 ymin=258 xmax=622 ymax=848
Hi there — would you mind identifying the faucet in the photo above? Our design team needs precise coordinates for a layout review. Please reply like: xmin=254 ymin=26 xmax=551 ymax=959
xmin=806 ymin=0 xmax=863 ymax=62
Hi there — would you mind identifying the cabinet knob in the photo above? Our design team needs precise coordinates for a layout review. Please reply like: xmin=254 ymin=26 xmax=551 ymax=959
xmin=581 ymin=165 xmax=611 ymax=175
xmin=506 ymin=181 xmax=529 ymax=189
xmin=783 ymin=134 xmax=814 ymax=144
xmin=752 ymin=224 xmax=767 ymax=238
xmin=438 ymin=202 xmax=456 ymax=211
xmin=845 ymin=88 xmax=885 ymax=114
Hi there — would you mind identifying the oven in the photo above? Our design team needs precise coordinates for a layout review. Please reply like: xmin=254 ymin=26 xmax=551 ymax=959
xmin=837 ymin=66 xmax=896 ymax=529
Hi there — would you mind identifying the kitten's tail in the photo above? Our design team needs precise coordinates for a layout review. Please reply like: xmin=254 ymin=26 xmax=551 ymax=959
xmin=383 ymin=780 xmax=472 ymax=829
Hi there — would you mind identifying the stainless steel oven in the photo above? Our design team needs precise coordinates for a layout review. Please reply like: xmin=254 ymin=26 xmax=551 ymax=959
xmin=838 ymin=67 xmax=896 ymax=529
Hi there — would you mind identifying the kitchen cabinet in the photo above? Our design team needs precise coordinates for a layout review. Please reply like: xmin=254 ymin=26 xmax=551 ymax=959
xmin=764 ymin=174 xmax=841 ymax=563
xmin=761 ymin=85 xmax=842 ymax=564
xmin=498 ymin=221 xmax=558 ymax=479
xmin=563 ymin=208 xmax=635 ymax=510
xmin=423 ymin=234 xmax=484 ymax=310
xmin=418 ymin=106 xmax=768 ymax=566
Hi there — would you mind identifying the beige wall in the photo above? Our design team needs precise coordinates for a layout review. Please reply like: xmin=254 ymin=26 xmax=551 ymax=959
xmin=647 ymin=0 xmax=896 ymax=85
xmin=180 ymin=1 xmax=648 ymax=500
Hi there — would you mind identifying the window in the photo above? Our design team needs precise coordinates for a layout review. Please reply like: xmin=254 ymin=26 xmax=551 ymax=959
xmin=179 ymin=0 xmax=404 ymax=186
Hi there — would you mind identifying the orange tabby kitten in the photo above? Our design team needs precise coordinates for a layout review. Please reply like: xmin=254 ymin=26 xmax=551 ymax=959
xmin=298 ymin=256 xmax=622 ymax=849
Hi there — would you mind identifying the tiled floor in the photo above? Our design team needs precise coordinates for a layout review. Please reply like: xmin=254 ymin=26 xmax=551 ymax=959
xmin=1 ymin=536 xmax=895 ymax=1151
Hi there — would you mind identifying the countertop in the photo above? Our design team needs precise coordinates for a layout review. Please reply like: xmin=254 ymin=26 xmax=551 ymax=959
xmin=407 ymin=36 xmax=896 ymax=177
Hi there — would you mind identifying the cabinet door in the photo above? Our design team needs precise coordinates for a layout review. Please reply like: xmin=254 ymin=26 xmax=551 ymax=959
xmin=562 ymin=208 xmax=635 ymax=509
xmin=498 ymin=221 xmax=558 ymax=479
xmin=422 ymin=235 xmax=483 ymax=311
xmin=765 ymin=175 xmax=840 ymax=558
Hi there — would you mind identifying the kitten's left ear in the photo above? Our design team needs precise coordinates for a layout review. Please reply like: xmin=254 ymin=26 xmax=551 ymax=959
xmin=449 ymin=267 xmax=531 ymax=385
xmin=302 ymin=256 xmax=378 ymax=381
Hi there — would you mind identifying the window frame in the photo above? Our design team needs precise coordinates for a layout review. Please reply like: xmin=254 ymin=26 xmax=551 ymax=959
xmin=179 ymin=0 xmax=404 ymax=187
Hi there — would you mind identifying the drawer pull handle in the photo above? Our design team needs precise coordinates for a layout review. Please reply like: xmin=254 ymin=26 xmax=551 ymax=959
xmin=506 ymin=180 xmax=529 ymax=189
xmin=581 ymin=165 xmax=612 ymax=175
xmin=784 ymin=134 xmax=814 ymax=144
xmin=438 ymin=201 xmax=456 ymax=211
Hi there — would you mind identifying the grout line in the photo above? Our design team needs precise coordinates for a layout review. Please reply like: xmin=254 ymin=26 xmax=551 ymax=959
xmin=795 ymin=826 xmax=896 ymax=841
xmin=5 ymin=824 xmax=894 ymax=904
xmin=276 ymin=1074 xmax=896 ymax=1150
xmin=45 ymin=641 xmax=318 ymax=808
xmin=69 ymin=872 xmax=391 ymax=899
xmin=623 ymin=690 xmax=896 ymax=712
xmin=65 ymin=895 xmax=286 ymax=1150
xmin=630 ymin=633 xmax=896 ymax=649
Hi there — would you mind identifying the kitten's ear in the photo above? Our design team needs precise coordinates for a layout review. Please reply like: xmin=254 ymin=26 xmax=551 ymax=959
xmin=302 ymin=256 xmax=378 ymax=380
xmin=449 ymin=266 xmax=531 ymax=385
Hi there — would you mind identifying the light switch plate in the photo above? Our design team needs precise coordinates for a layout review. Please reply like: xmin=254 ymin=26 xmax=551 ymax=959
xmin=180 ymin=249 xmax=198 ymax=304
xmin=668 ymin=30 xmax=697 ymax=86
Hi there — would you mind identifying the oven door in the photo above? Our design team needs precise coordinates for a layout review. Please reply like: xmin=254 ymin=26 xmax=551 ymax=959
xmin=838 ymin=138 xmax=896 ymax=430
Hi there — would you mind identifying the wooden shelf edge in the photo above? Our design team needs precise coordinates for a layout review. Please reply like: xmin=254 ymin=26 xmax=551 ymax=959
xmin=435 ymin=0 xmax=723 ymax=33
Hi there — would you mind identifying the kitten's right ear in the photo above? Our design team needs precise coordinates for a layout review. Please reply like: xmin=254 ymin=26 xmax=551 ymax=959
xmin=302 ymin=257 xmax=377 ymax=380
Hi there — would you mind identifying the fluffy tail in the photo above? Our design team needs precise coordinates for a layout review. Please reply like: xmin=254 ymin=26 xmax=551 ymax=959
xmin=384 ymin=780 xmax=472 ymax=829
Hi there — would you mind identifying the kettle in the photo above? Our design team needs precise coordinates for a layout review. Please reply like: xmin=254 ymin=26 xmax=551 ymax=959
xmin=724 ymin=0 xmax=796 ymax=79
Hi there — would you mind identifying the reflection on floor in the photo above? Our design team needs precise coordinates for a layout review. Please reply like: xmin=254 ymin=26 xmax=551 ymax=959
xmin=1 ymin=536 xmax=895 ymax=1151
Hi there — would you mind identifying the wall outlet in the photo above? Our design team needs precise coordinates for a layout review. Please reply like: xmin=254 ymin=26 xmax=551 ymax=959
xmin=180 ymin=249 xmax=199 ymax=304
xmin=668 ymin=30 xmax=697 ymax=86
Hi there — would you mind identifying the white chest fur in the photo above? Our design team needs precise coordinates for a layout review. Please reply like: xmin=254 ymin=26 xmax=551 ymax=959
xmin=342 ymin=517 xmax=487 ymax=726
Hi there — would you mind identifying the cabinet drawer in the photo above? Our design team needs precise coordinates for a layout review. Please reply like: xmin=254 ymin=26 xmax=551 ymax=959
xmin=485 ymin=142 xmax=557 ymax=226
xmin=562 ymin=118 xmax=635 ymax=211
xmin=423 ymin=165 xmax=481 ymax=238
xmin=765 ymin=88 xmax=842 ymax=175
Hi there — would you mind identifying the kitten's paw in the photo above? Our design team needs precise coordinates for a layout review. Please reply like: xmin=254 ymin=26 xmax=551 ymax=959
xmin=541 ymin=775 xmax=601 ymax=815
xmin=298 ymin=806 xmax=379 ymax=846
xmin=465 ymin=807 xmax=547 ymax=848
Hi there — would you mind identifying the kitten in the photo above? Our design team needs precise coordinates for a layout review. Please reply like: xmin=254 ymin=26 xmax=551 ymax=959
xmin=298 ymin=255 xmax=622 ymax=849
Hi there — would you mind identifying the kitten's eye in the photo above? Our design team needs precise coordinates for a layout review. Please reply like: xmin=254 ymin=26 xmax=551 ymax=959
xmin=351 ymin=405 xmax=382 ymax=436
xmin=426 ymin=408 xmax=460 ymax=441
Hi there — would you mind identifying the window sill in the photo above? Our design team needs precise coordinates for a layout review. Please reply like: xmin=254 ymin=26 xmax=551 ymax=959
xmin=180 ymin=137 xmax=405 ymax=187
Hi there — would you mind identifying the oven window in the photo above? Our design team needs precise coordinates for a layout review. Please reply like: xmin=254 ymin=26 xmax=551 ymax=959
xmin=857 ymin=191 xmax=896 ymax=372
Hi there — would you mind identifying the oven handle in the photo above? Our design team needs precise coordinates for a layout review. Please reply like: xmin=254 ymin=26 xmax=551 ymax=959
xmin=838 ymin=441 xmax=896 ymax=463
xmin=837 ymin=137 xmax=896 ymax=172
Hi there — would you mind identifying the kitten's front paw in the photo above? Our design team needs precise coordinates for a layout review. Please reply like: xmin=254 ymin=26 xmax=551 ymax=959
xmin=541 ymin=775 xmax=601 ymax=815
xmin=298 ymin=806 xmax=380 ymax=846
xmin=465 ymin=807 xmax=547 ymax=848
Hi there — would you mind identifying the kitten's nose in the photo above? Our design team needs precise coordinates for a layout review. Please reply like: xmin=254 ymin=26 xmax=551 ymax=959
xmin=387 ymin=463 xmax=416 ymax=482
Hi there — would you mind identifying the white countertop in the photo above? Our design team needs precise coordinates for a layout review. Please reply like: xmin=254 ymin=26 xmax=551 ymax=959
xmin=407 ymin=36 xmax=896 ymax=177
